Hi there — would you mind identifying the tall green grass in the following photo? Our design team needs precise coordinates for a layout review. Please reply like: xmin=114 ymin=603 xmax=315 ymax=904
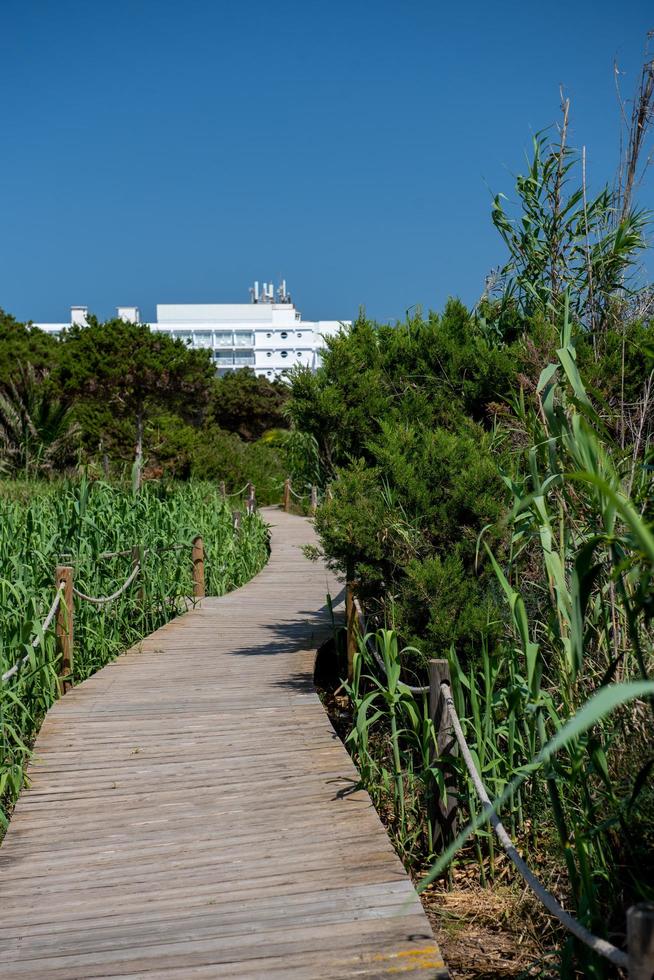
xmin=345 ymin=629 xmax=442 ymax=868
xmin=0 ymin=477 xmax=269 ymax=827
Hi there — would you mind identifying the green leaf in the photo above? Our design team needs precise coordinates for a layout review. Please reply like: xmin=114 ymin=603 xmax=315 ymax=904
xmin=418 ymin=680 xmax=654 ymax=892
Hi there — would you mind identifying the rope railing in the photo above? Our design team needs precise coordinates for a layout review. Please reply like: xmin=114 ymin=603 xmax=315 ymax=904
xmin=59 ymin=542 xmax=191 ymax=562
xmin=1 ymin=585 xmax=64 ymax=685
xmin=222 ymin=482 xmax=251 ymax=498
xmin=1 ymin=531 xmax=211 ymax=692
xmin=99 ymin=547 xmax=134 ymax=560
xmin=147 ymin=543 xmax=189 ymax=554
xmin=440 ymin=682 xmax=629 ymax=970
xmin=72 ymin=563 xmax=142 ymax=605
xmin=289 ymin=485 xmax=310 ymax=500
xmin=281 ymin=479 xmax=319 ymax=515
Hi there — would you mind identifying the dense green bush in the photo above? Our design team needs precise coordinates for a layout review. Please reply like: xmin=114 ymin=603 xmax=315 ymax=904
xmin=289 ymin=302 xmax=515 ymax=666
xmin=209 ymin=368 xmax=289 ymax=441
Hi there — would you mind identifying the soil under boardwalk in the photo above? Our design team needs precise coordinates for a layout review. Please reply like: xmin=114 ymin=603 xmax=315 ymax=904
xmin=0 ymin=507 xmax=447 ymax=979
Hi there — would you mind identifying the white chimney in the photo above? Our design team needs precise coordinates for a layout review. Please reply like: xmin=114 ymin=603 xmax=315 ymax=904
xmin=116 ymin=306 xmax=140 ymax=324
xmin=70 ymin=306 xmax=88 ymax=327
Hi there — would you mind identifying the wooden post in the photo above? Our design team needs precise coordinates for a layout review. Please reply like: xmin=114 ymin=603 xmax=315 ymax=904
xmin=628 ymin=903 xmax=654 ymax=980
xmin=192 ymin=535 xmax=205 ymax=599
xmin=283 ymin=478 xmax=291 ymax=513
xmin=429 ymin=658 xmax=458 ymax=843
xmin=326 ymin=484 xmax=334 ymax=501
xmin=55 ymin=565 xmax=74 ymax=694
xmin=219 ymin=480 xmax=226 ymax=498
xmin=309 ymin=484 xmax=318 ymax=516
xmin=247 ymin=482 xmax=256 ymax=514
xmin=346 ymin=578 xmax=357 ymax=683
xmin=232 ymin=510 xmax=242 ymax=532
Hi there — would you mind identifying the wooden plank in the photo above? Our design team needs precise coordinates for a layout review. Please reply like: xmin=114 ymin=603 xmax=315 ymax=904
xmin=0 ymin=508 xmax=447 ymax=978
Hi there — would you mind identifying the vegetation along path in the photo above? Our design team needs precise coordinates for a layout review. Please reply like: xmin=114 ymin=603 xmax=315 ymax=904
xmin=0 ymin=507 xmax=446 ymax=979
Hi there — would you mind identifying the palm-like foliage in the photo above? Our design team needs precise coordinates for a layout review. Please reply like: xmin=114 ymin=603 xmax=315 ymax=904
xmin=0 ymin=366 xmax=80 ymax=477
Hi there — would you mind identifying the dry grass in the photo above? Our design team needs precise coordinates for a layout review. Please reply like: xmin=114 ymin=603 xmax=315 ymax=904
xmin=419 ymin=878 xmax=557 ymax=979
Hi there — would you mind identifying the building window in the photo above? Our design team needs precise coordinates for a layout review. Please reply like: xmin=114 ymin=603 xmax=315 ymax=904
xmin=233 ymin=351 xmax=255 ymax=366
xmin=213 ymin=350 xmax=234 ymax=364
xmin=174 ymin=331 xmax=193 ymax=345
xmin=234 ymin=331 xmax=254 ymax=347
xmin=214 ymin=331 xmax=232 ymax=347
xmin=266 ymin=351 xmax=272 ymax=357
xmin=194 ymin=331 xmax=213 ymax=349
xmin=297 ymin=332 xmax=302 ymax=338
xmin=280 ymin=351 xmax=288 ymax=358
xmin=280 ymin=331 xmax=288 ymax=339
xmin=266 ymin=332 xmax=272 ymax=338
xmin=297 ymin=351 xmax=302 ymax=358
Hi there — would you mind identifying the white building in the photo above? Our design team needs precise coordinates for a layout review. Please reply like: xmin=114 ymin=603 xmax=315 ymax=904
xmin=35 ymin=280 xmax=349 ymax=380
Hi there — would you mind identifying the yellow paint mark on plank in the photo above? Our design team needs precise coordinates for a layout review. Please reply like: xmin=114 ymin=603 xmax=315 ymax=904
xmin=371 ymin=946 xmax=447 ymax=972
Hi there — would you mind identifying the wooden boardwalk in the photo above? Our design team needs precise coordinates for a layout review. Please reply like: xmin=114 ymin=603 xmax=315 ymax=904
xmin=0 ymin=508 xmax=447 ymax=979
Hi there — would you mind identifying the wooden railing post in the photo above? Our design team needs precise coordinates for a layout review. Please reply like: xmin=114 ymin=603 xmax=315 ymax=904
xmin=247 ymin=482 xmax=256 ymax=514
xmin=232 ymin=510 xmax=241 ymax=532
xmin=429 ymin=658 xmax=458 ymax=843
xmin=219 ymin=480 xmax=226 ymax=498
xmin=55 ymin=565 xmax=74 ymax=694
xmin=283 ymin=478 xmax=291 ymax=512
xmin=628 ymin=903 xmax=654 ymax=979
xmin=309 ymin=485 xmax=318 ymax=517
xmin=192 ymin=535 xmax=205 ymax=599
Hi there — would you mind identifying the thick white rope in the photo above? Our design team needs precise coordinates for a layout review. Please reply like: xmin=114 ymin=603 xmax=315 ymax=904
xmin=65 ymin=542 xmax=191 ymax=561
xmin=224 ymin=483 xmax=250 ymax=498
xmin=73 ymin=563 xmax=141 ymax=605
xmin=98 ymin=547 xmax=135 ymax=559
xmin=1 ymin=586 xmax=63 ymax=684
xmin=441 ymin=683 xmax=629 ymax=969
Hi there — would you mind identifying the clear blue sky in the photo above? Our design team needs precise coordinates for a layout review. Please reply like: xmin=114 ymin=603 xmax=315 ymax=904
xmin=1 ymin=0 xmax=652 ymax=324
